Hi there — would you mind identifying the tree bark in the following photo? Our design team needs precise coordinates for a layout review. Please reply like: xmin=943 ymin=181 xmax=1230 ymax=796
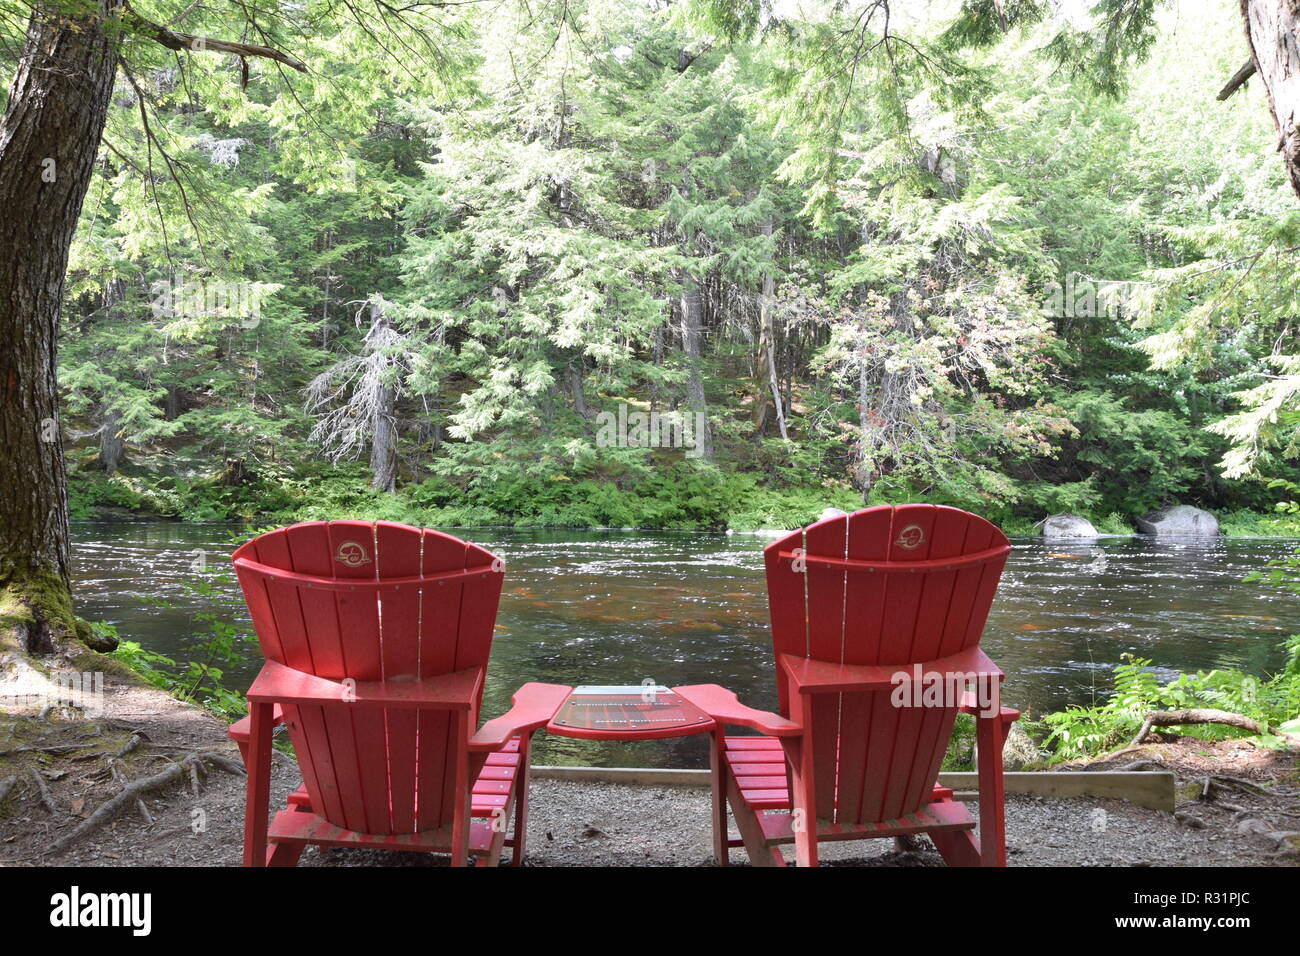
xmin=97 ymin=406 xmax=123 ymax=473
xmin=856 ymin=359 xmax=874 ymax=498
xmin=1240 ymin=0 xmax=1300 ymax=199
xmin=678 ymin=273 xmax=713 ymax=460
xmin=569 ymin=363 xmax=589 ymax=419
xmin=368 ymin=301 xmax=398 ymax=492
xmin=0 ymin=1 xmax=120 ymax=646
xmin=757 ymin=221 xmax=789 ymax=442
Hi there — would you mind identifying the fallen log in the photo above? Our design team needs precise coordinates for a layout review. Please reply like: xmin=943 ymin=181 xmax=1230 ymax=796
xmin=1129 ymin=708 xmax=1300 ymax=748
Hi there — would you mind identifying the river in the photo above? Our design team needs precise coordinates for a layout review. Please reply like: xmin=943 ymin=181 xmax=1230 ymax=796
xmin=70 ymin=520 xmax=1300 ymax=767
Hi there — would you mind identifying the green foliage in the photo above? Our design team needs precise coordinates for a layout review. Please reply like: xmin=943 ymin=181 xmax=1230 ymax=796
xmin=1042 ymin=644 xmax=1300 ymax=761
xmin=113 ymin=567 xmax=256 ymax=722
xmin=1043 ymin=538 xmax=1300 ymax=759
xmin=41 ymin=0 xmax=1300 ymax=539
xmin=942 ymin=713 xmax=977 ymax=772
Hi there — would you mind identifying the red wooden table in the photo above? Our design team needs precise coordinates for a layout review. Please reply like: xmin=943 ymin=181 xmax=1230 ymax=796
xmin=545 ymin=685 xmax=716 ymax=740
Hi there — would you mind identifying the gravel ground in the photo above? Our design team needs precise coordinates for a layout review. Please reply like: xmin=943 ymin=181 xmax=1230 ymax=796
xmin=290 ymin=779 xmax=1291 ymax=867
xmin=16 ymin=761 xmax=1297 ymax=868
xmin=4 ymin=667 xmax=1295 ymax=867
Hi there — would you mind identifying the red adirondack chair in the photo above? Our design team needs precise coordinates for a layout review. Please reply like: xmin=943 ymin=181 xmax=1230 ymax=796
xmin=677 ymin=504 xmax=1020 ymax=867
xmin=226 ymin=520 xmax=569 ymax=867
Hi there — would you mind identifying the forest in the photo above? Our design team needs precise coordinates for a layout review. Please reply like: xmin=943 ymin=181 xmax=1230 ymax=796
xmin=4 ymin=0 xmax=1300 ymax=878
xmin=13 ymin=0 xmax=1295 ymax=541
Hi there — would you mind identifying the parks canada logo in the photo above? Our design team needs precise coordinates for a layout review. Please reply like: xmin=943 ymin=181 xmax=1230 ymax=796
xmin=894 ymin=524 xmax=925 ymax=550
xmin=334 ymin=540 xmax=371 ymax=567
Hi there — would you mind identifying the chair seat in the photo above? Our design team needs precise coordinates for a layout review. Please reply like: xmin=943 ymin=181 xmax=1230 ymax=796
xmin=722 ymin=735 xmax=957 ymax=814
xmin=285 ymin=736 xmax=523 ymax=819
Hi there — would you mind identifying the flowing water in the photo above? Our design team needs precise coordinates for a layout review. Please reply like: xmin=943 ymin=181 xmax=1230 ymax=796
xmin=70 ymin=520 xmax=1300 ymax=767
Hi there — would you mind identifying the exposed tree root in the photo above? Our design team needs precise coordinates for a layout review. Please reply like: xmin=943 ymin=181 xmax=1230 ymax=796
xmin=0 ymin=774 xmax=16 ymax=808
xmin=29 ymin=769 xmax=59 ymax=816
xmin=46 ymin=751 xmax=241 ymax=856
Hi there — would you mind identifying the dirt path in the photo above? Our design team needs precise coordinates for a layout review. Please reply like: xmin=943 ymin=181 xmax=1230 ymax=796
xmin=2 ymin=659 xmax=1297 ymax=867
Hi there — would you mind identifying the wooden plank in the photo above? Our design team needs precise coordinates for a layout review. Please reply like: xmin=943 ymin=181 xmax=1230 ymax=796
xmin=376 ymin=522 xmax=424 ymax=833
xmin=837 ymin=507 xmax=893 ymax=822
xmin=758 ymin=797 xmax=975 ymax=844
xmin=938 ymin=771 xmax=1177 ymax=813
xmin=526 ymin=766 xmax=1178 ymax=812
xmin=258 ymin=526 xmax=340 ymax=826
xmin=762 ymin=527 xmax=807 ymax=715
xmin=417 ymin=529 xmax=468 ymax=831
xmin=802 ymin=514 xmax=847 ymax=820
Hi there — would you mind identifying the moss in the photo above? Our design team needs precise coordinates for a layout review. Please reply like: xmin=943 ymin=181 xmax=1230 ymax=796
xmin=67 ymin=648 xmax=149 ymax=686
xmin=0 ymin=563 xmax=116 ymax=656
xmin=0 ymin=564 xmax=78 ymax=646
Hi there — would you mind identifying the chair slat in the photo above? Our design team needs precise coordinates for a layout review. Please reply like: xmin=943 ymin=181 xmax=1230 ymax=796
xmin=763 ymin=527 xmax=806 ymax=716
xmin=376 ymin=522 xmax=424 ymax=833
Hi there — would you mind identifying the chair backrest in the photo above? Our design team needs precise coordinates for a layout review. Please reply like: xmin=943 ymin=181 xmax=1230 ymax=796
xmin=763 ymin=504 xmax=1010 ymax=825
xmin=232 ymin=520 xmax=503 ymax=834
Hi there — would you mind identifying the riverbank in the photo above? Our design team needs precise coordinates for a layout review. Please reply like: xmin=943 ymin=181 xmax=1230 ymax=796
xmin=2 ymin=651 xmax=1296 ymax=867
xmin=67 ymin=465 xmax=1300 ymax=537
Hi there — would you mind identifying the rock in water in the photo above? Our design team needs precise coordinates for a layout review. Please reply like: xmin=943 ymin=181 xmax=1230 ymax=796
xmin=819 ymin=507 xmax=849 ymax=522
xmin=1039 ymin=513 xmax=1098 ymax=538
xmin=1135 ymin=505 xmax=1220 ymax=536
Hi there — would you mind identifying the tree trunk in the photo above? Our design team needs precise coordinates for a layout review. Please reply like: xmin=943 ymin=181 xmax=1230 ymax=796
xmin=97 ymin=406 xmax=123 ymax=473
xmin=679 ymin=273 xmax=714 ymax=460
xmin=569 ymin=363 xmax=589 ymax=419
xmin=368 ymin=302 xmax=398 ymax=492
xmin=756 ymin=220 xmax=789 ymax=442
xmin=0 ymin=1 xmax=119 ymax=649
xmin=856 ymin=359 xmax=874 ymax=499
xmin=1240 ymin=0 xmax=1300 ymax=199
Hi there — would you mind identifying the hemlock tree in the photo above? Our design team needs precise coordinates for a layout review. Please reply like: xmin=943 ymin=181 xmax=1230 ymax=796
xmin=0 ymin=0 xmax=463 ymax=646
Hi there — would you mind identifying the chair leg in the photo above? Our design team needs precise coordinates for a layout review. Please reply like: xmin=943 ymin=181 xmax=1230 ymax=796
xmin=450 ymin=711 xmax=471 ymax=867
xmin=975 ymin=710 xmax=1008 ymax=867
xmin=792 ymin=808 xmax=819 ymax=868
xmin=511 ymin=733 xmax=532 ymax=866
xmin=482 ymin=806 xmax=509 ymax=867
xmin=725 ymin=771 xmax=776 ymax=866
xmin=788 ymin=719 xmax=818 ymax=868
xmin=709 ymin=728 xmax=729 ymax=866
xmin=267 ymin=806 xmax=310 ymax=866
xmin=242 ymin=702 xmax=274 ymax=867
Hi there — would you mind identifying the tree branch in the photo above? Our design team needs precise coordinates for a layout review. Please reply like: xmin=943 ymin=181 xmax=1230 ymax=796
xmin=1217 ymin=57 xmax=1256 ymax=101
xmin=124 ymin=4 xmax=308 ymax=73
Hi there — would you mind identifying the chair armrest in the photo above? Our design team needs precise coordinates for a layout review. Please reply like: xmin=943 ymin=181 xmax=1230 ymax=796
xmin=779 ymin=646 xmax=1004 ymax=695
xmin=469 ymin=683 xmax=572 ymax=752
xmin=227 ymin=704 xmax=285 ymax=743
xmin=959 ymin=692 xmax=1020 ymax=723
xmin=246 ymin=659 xmax=483 ymax=711
xmin=673 ymin=684 xmax=802 ymax=737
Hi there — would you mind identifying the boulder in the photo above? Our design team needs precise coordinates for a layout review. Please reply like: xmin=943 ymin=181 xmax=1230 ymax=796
xmin=972 ymin=722 xmax=1043 ymax=771
xmin=1002 ymin=724 xmax=1044 ymax=771
xmin=1135 ymin=505 xmax=1220 ymax=536
xmin=818 ymin=507 xmax=848 ymax=523
xmin=1039 ymin=513 xmax=1098 ymax=539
